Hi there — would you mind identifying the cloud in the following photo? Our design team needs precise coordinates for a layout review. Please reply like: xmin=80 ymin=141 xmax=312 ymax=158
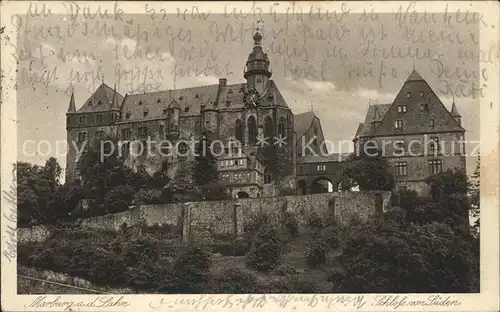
xmin=356 ymin=88 xmax=396 ymax=103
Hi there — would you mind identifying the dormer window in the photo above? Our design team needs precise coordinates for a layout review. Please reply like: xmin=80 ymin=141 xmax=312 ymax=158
xmin=143 ymin=109 xmax=149 ymax=117
xmin=406 ymin=92 xmax=411 ymax=98
xmin=163 ymin=108 xmax=167 ymax=115
xmin=157 ymin=99 xmax=161 ymax=103
xmin=195 ymin=94 xmax=199 ymax=99
xmin=179 ymin=96 xmax=183 ymax=100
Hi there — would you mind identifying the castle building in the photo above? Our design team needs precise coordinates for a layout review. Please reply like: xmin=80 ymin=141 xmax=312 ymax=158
xmin=353 ymin=69 xmax=466 ymax=196
xmin=66 ymin=29 xmax=325 ymax=198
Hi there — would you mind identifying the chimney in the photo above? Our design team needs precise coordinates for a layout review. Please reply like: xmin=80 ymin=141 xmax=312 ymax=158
xmin=219 ymin=78 xmax=227 ymax=87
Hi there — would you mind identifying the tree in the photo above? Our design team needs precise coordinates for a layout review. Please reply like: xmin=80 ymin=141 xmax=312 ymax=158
xmin=169 ymin=162 xmax=198 ymax=203
xmin=342 ymin=152 xmax=395 ymax=191
xmin=424 ymin=168 xmax=470 ymax=233
xmin=17 ymin=158 xmax=63 ymax=226
xmin=192 ymin=132 xmax=227 ymax=200
xmin=469 ymin=156 xmax=480 ymax=237
xmin=259 ymin=144 xmax=294 ymax=187
xmin=330 ymin=219 xmax=479 ymax=293
xmin=76 ymin=135 xmax=154 ymax=215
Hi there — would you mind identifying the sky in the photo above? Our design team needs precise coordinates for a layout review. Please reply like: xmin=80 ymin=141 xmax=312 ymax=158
xmin=10 ymin=2 xmax=490 ymax=179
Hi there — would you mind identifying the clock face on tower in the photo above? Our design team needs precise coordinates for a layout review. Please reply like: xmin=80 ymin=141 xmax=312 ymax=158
xmin=243 ymin=88 xmax=261 ymax=108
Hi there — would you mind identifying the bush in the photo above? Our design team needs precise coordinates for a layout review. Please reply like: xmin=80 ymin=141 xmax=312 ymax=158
xmin=244 ymin=212 xmax=272 ymax=233
xmin=246 ymin=227 xmax=283 ymax=272
xmin=281 ymin=212 xmax=299 ymax=238
xmin=133 ymin=188 xmax=163 ymax=205
xmin=306 ymin=211 xmax=325 ymax=229
xmin=170 ymin=246 xmax=211 ymax=293
xmin=106 ymin=200 xmax=129 ymax=213
xmin=208 ymin=268 xmax=259 ymax=293
xmin=212 ymin=239 xmax=251 ymax=257
xmin=266 ymin=275 xmax=319 ymax=293
xmin=105 ymin=185 xmax=135 ymax=206
xmin=272 ymin=264 xmax=299 ymax=276
xmin=306 ymin=241 xmax=330 ymax=268
xmin=320 ymin=222 xmax=343 ymax=250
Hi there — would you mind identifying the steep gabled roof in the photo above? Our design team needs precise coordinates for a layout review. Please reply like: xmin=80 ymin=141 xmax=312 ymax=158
xmin=357 ymin=70 xmax=465 ymax=138
xmin=294 ymin=111 xmax=316 ymax=139
xmin=358 ymin=104 xmax=391 ymax=137
xmin=119 ymin=80 xmax=289 ymax=121
xmin=76 ymin=83 xmax=124 ymax=113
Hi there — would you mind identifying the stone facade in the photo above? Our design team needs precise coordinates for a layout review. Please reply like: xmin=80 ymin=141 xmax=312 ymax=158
xmin=65 ymin=30 xmax=325 ymax=198
xmin=69 ymin=191 xmax=391 ymax=245
xmin=353 ymin=69 xmax=466 ymax=196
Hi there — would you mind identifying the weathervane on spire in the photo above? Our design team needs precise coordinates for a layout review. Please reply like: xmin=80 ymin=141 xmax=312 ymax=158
xmin=310 ymin=104 xmax=313 ymax=112
xmin=413 ymin=60 xmax=416 ymax=70
xmin=101 ymin=72 xmax=105 ymax=84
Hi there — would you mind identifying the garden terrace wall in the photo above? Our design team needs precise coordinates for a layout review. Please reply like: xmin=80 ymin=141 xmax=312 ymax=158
xmin=19 ymin=192 xmax=391 ymax=244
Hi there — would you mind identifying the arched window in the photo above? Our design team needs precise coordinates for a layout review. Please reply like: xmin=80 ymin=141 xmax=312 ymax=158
xmin=278 ymin=117 xmax=286 ymax=136
xmin=264 ymin=116 xmax=273 ymax=139
xmin=247 ymin=116 xmax=257 ymax=145
xmin=235 ymin=119 xmax=244 ymax=143
xmin=264 ymin=168 xmax=273 ymax=184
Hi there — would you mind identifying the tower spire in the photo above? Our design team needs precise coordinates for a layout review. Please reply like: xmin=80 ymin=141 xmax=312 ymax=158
xmin=111 ymin=83 xmax=120 ymax=110
xmin=253 ymin=20 xmax=263 ymax=47
xmin=244 ymin=22 xmax=272 ymax=93
xmin=67 ymin=84 xmax=76 ymax=113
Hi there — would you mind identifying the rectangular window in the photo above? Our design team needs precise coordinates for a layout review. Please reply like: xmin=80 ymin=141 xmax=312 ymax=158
xmin=395 ymin=120 xmax=403 ymax=129
xmin=121 ymin=128 xmax=131 ymax=139
xmin=395 ymin=162 xmax=408 ymax=176
xmin=79 ymin=116 xmax=86 ymax=124
xmin=420 ymin=103 xmax=429 ymax=111
xmin=429 ymin=136 xmax=440 ymax=154
xmin=95 ymin=130 xmax=104 ymax=137
xmin=398 ymin=106 xmax=407 ymax=113
xmin=77 ymin=132 xmax=87 ymax=142
xmin=95 ymin=114 xmax=103 ymax=123
xmin=429 ymin=119 xmax=435 ymax=127
xmin=138 ymin=126 xmax=148 ymax=137
xmin=121 ymin=142 xmax=130 ymax=157
xmin=317 ymin=165 xmax=326 ymax=172
xmin=429 ymin=159 xmax=443 ymax=174
xmin=159 ymin=125 xmax=164 ymax=136
xmin=395 ymin=140 xmax=405 ymax=153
